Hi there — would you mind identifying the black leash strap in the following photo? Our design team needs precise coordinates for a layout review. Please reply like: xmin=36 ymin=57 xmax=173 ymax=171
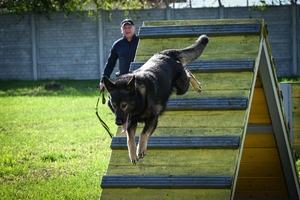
xmin=95 ymin=89 xmax=113 ymax=138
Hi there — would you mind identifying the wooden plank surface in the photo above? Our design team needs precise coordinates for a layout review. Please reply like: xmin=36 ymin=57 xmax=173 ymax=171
xmin=116 ymin=127 xmax=244 ymax=137
xmin=239 ymin=148 xmax=281 ymax=163
xmin=159 ymin=110 xmax=246 ymax=128
xmin=243 ymin=133 xmax=276 ymax=147
xmin=134 ymin=35 xmax=261 ymax=62
xmin=101 ymin=188 xmax=232 ymax=200
xmin=108 ymin=149 xmax=238 ymax=165
xmin=235 ymin=177 xmax=288 ymax=191
xmin=189 ymin=72 xmax=254 ymax=91
xmin=106 ymin=165 xmax=236 ymax=176
xmin=237 ymin=163 xmax=284 ymax=178
xmin=248 ymin=87 xmax=271 ymax=124
xmin=171 ymin=90 xmax=250 ymax=99
xmin=235 ymin=190 xmax=288 ymax=199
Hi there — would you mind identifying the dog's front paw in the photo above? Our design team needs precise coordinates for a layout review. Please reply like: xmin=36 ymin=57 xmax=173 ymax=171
xmin=127 ymin=141 xmax=138 ymax=165
xmin=137 ymin=144 xmax=147 ymax=159
xmin=129 ymin=154 xmax=138 ymax=165
xmin=128 ymin=147 xmax=138 ymax=165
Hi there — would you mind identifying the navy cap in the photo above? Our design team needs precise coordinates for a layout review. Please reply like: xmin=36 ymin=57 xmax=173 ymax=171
xmin=121 ymin=19 xmax=134 ymax=27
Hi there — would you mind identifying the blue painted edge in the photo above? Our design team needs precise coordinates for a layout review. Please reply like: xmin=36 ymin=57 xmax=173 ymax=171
xmin=110 ymin=136 xmax=240 ymax=149
xmin=130 ymin=60 xmax=255 ymax=72
xmin=138 ymin=23 xmax=262 ymax=38
xmin=166 ymin=98 xmax=248 ymax=111
xmin=101 ymin=175 xmax=232 ymax=189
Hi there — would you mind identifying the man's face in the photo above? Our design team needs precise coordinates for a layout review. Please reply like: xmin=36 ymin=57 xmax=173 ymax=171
xmin=121 ymin=24 xmax=135 ymax=40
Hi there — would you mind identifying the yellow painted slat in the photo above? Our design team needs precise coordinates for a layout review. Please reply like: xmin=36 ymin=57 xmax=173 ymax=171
xmin=240 ymin=148 xmax=281 ymax=163
xmin=135 ymin=35 xmax=261 ymax=62
xmin=237 ymin=163 xmax=284 ymax=178
xmin=292 ymin=83 xmax=300 ymax=98
xmin=235 ymin=191 xmax=288 ymax=199
xmin=108 ymin=149 xmax=238 ymax=168
xmin=116 ymin=127 xmax=243 ymax=137
xmin=192 ymin=72 xmax=254 ymax=91
xmin=235 ymin=177 xmax=287 ymax=191
xmin=243 ymin=133 xmax=276 ymax=147
xmin=249 ymin=87 xmax=271 ymax=124
xmin=159 ymin=110 xmax=247 ymax=128
xmin=101 ymin=188 xmax=232 ymax=200
xmin=292 ymin=97 xmax=300 ymax=128
xmin=106 ymin=165 xmax=235 ymax=176
xmin=170 ymin=89 xmax=250 ymax=99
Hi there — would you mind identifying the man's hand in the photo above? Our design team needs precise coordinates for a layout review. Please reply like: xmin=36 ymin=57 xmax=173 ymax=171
xmin=100 ymin=82 xmax=105 ymax=90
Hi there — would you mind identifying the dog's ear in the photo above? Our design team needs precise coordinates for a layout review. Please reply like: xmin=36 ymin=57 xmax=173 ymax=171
xmin=127 ymin=76 xmax=135 ymax=93
xmin=103 ymin=76 xmax=115 ymax=92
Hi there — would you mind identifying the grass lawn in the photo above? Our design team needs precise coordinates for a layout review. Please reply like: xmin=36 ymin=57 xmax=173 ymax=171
xmin=0 ymin=80 xmax=116 ymax=199
xmin=0 ymin=79 xmax=299 ymax=199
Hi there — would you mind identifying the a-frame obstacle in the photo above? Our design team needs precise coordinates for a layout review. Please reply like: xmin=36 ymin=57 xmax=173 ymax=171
xmin=100 ymin=19 xmax=300 ymax=199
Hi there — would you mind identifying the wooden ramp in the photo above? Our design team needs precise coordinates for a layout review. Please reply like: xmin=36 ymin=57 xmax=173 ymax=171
xmin=100 ymin=19 xmax=300 ymax=200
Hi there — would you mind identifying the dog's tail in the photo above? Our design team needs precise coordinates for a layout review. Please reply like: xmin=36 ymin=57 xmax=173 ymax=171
xmin=163 ymin=35 xmax=209 ymax=66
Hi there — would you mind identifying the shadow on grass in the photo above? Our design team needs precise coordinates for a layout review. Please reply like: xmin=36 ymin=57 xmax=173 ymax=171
xmin=0 ymin=80 xmax=102 ymax=97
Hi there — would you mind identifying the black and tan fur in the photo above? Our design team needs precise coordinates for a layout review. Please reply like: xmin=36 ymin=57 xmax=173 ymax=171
xmin=103 ymin=35 xmax=209 ymax=164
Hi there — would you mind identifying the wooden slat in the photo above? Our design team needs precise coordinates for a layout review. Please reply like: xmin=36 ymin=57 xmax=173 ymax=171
xmin=106 ymin=165 xmax=235 ymax=176
xmin=160 ymin=110 xmax=246 ymax=128
xmin=135 ymin=35 xmax=261 ymax=62
xmin=101 ymin=175 xmax=232 ymax=189
xmin=248 ymin=87 xmax=271 ymax=124
xmin=110 ymin=136 xmax=240 ymax=149
xmin=235 ymin=177 xmax=288 ymax=192
xmin=101 ymin=188 xmax=231 ymax=200
xmin=243 ymin=133 xmax=276 ymax=147
xmin=116 ymin=127 xmax=244 ymax=137
xmin=108 ymin=149 xmax=238 ymax=166
xmin=138 ymin=24 xmax=262 ymax=38
xmin=170 ymin=90 xmax=250 ymax=99
xmin=240 ymin=148 xmax=281 ymax=163
xmin=237 ymin=163 xmax=284 ymax=178
xmin=166 ymin=98 xmax=247 ymax=110
xmin=130 ymin=60 xmax=254 ymax=72
xmin=235 ymin=191 xmax=288 ymax=199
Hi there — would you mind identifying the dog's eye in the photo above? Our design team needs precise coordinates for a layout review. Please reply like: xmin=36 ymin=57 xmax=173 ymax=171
xmin=120 ymin=102 xmax=128 ymax=110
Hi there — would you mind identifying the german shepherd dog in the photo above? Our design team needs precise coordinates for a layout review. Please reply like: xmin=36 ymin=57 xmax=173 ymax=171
xmin=103 ymin=35 xmax=209 ymax=164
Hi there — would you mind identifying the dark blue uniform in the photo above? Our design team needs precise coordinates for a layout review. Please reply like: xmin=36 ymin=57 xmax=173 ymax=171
xmin=100 ymin=34 xmax=139 ymax=82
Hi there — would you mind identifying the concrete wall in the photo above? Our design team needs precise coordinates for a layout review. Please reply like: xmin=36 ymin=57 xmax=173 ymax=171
xmin=0 ymin=5 xmax=299 ymax=80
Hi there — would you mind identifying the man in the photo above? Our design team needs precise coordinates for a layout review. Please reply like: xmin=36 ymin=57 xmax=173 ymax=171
xmin=99 ymin=19 xmax=139 ymax=90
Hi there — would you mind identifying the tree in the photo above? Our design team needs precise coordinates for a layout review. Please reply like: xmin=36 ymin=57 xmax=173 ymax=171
xmin=0 ymin=0 xmax=147 ymax=18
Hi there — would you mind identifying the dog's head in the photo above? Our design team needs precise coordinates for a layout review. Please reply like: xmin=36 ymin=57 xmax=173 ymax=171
xmin=103 ymin=75 xmax=143 ymax=132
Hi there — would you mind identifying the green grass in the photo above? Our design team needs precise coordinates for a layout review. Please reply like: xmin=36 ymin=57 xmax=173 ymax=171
xmin=0 ymin=80 xmax=116 ymax=199
xmin=278 ymin=76 xmax=300 ymax=82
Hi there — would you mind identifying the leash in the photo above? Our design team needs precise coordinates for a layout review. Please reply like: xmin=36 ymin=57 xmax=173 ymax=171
xmin=95 ymin=89 xmax=113 ymax=138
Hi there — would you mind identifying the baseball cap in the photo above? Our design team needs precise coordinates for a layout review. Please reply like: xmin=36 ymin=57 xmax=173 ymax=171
xmin=121 ymin=19 xmax=134 ymax=27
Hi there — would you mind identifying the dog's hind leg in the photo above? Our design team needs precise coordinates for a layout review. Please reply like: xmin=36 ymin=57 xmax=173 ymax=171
xmin=137 ymin=117 xmax=158 ymax=159
xmin=186 ymin=68 xmax=202 ymax=93
xmin=127 ymin=122 xmax=138 ymax=165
